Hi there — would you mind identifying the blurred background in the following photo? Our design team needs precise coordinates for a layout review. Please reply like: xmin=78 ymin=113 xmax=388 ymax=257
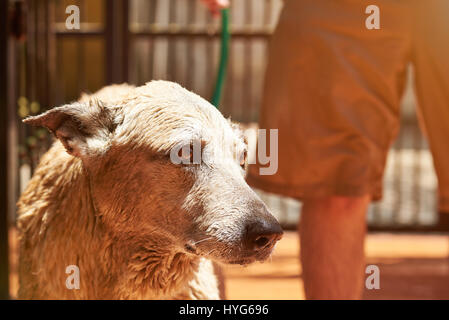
xmin=1 ymin=0 xmax=448 ymax=300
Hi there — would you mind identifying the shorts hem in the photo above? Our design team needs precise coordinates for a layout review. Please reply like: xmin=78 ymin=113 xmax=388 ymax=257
xmin=246 ymin=174 xmax=382 ymax=202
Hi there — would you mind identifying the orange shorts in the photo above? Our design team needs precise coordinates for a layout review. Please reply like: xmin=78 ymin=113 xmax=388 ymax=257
xmin=247 ymin=0 xmax=449 ymax=212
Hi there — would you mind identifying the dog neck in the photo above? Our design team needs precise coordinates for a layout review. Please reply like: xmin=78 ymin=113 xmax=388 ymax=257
xmin=18 ymin=141 xmax=203 ymax=299
xmin=119 ymin=241 xmax=200 ymax=299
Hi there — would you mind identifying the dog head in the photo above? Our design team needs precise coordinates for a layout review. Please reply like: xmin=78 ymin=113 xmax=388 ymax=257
xmin=24 ymin=81 xmax=283 ymax=265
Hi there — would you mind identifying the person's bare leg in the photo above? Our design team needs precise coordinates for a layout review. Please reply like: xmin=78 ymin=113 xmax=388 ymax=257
xmin=299 ymin=195 xmax=370 ymax=299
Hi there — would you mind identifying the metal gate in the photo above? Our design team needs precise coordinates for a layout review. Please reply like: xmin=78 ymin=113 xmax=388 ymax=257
xmin=5 ymin=0 xmax=441 ymax=232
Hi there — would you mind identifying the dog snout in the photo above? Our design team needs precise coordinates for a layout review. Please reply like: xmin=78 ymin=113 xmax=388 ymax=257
xmin=245 ymin=218 xmax=283 ymax=252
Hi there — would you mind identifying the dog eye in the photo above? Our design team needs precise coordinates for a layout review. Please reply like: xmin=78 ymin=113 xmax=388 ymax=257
xmin=175 ymin=140 xmax=204 ymax=165
xmin=239 ymin=150 xmax=247 ymax=168
xmin=177 ymin=144 xmax=194 ymax=163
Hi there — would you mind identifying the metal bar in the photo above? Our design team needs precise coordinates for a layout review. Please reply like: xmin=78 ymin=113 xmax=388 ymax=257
xmin=0 ymin=0 xmax=10 ymax=300
xmin=130 ymin=30 xmax=271 ymax=38
xmin=205 ymin=8 xmax=214 ymax=99
xmin=122 ymin=0 xmax=129 ymax=82
xmin=76 ymin=0 xmax=86 ymax=94
xmin=56 ymin=30 xmax=272 ymax=38
xmin=105 ymin=0 xmax=130 ymax=84
xmin=55 ymin=31 xmax=105 ymax=37
xmin=105 ymin=0 xmax=114 ymax=84
xmin=43 ymin=1 xmax=50 ymax=109
xmin=47 ymin=0 xmax=56 ymax=107
xmin=147 ymin=0 xmax=158 ymax=82
xmin=243 ymin=0 xmax=253 ymax=121
xmin=185 ymin=0 xmax=196 ymax=91
xmin=106 ymin=0 xmax=129 ymax=84
xmin=25 ymin=0 xmax=34 ymax=172
xmin=167 ymin=0 xmax=176 ymax=81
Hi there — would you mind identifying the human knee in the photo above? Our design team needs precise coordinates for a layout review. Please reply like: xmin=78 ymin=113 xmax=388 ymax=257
xmin=303 ymin=195 xmax=370 ymax=212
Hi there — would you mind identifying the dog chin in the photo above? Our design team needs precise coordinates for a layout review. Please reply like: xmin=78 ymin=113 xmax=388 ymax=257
xmin=222 ymin=249 xmax=274 ymax=266
xmin=186 ymin=240 xmax=275 ymax=265
xmin=226 ymin=258 xmax=257 ymax=266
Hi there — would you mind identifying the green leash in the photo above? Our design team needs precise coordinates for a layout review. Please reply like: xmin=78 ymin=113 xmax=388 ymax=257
xmin=211 ymin=8 xmax=230 ymax=108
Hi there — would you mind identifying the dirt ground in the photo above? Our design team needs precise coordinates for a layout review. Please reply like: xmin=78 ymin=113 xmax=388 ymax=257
xmin=9 ymin=229 xmax=449 ymax=299
xmin=222 ymin=231 xmax=449 ymax=300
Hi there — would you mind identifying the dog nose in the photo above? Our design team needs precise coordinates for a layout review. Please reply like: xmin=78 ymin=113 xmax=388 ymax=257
xmin=245 ymin=219 xmax=283 ymax=251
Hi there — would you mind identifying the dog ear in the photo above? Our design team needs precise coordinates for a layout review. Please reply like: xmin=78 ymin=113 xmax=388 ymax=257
xmin=23 ymin=100 xmax=117 ymax=159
